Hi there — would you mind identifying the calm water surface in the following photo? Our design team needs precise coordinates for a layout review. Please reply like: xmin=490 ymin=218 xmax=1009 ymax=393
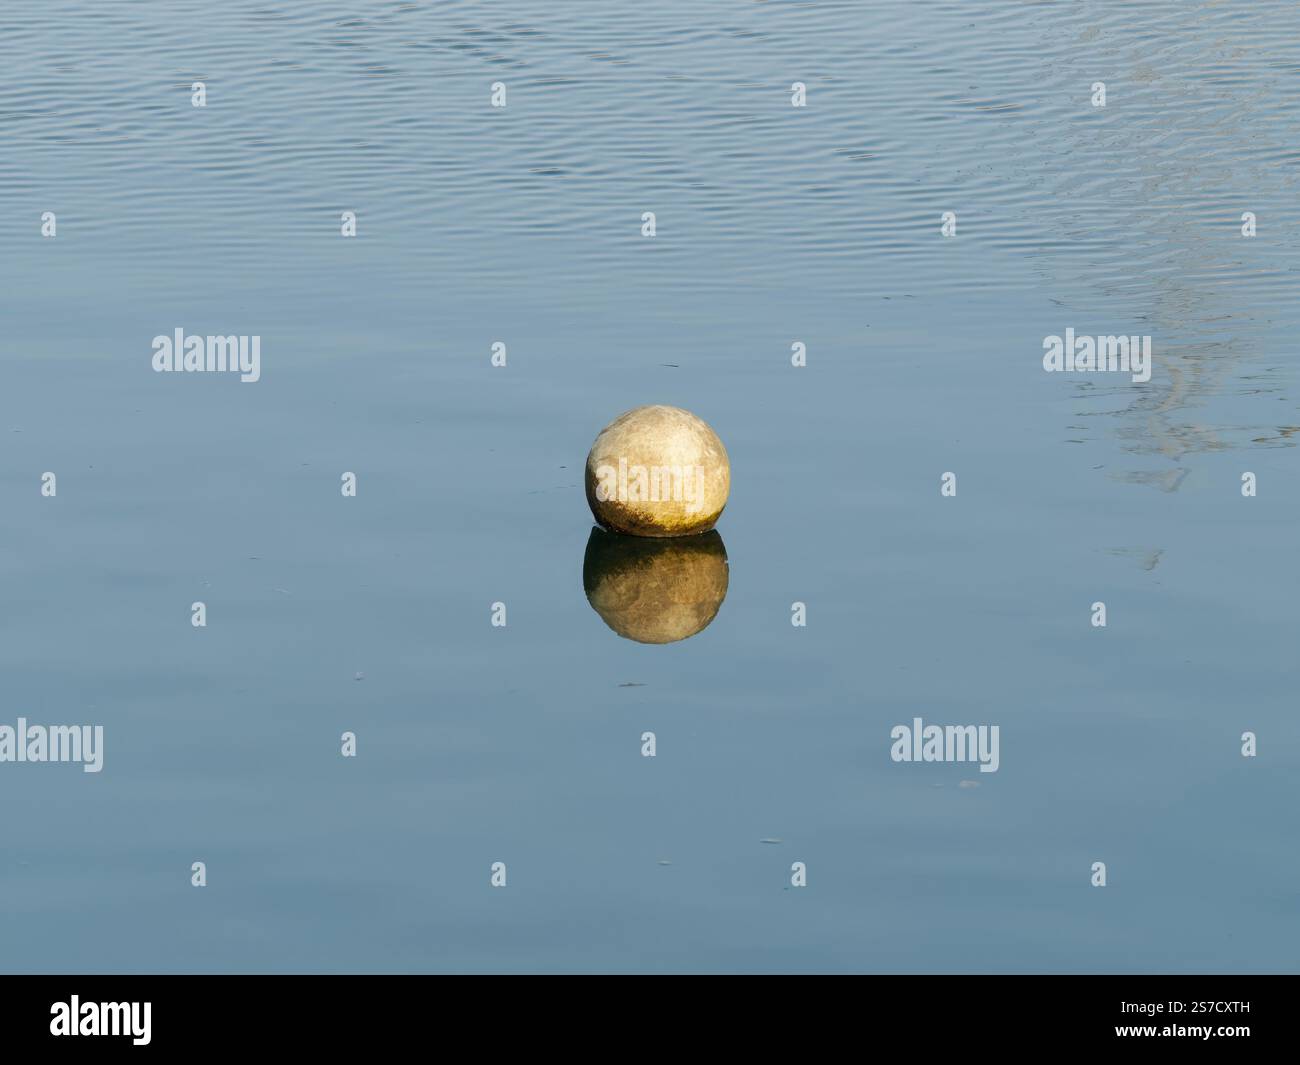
xmin=1 ymin=0 xmax=1297 ymax=972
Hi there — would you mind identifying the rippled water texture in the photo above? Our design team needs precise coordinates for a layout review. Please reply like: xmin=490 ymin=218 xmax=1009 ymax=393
xmin=1 ymin=1 xmax=1297 ymax=972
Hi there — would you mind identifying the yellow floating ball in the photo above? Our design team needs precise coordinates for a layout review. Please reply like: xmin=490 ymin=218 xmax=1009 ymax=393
xmin=584 ymin=405 xmax=730 ymax=537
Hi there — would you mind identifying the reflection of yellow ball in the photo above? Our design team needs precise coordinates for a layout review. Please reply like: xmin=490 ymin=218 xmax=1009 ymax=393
xmin=583 ymin=528 xmax=728 ymax=644
xmin=584 ymin=405 xmax=730 ymax=537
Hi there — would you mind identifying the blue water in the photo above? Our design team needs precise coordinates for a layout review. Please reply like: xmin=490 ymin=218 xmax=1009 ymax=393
xmin=1 ymin=0 xmax=1297 ymax=973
